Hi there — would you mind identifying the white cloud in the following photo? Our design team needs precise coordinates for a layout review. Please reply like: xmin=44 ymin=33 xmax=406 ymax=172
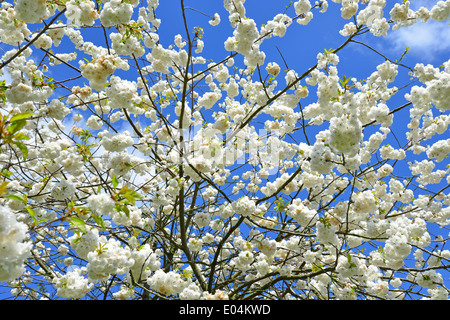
xmin=383 ymin=0 xmax=450 ymax=63
xmin=385 ymin=20 xmax=450 ymax=62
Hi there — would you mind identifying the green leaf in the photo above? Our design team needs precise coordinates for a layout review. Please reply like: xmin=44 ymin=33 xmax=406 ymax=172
xmin=12 ymin=132 xmax=30 ymax=140
xmin=6 ymin=194 xmax=25 ymax=203
xmin=9 ymin=112 xmax=33 ymax=123
xmin=112 ymin=174 xmax=119 ymax=189
xmin=122 ymin=193 xmax=136 ymax=205
xmin=27 ymin=207 xmax=36 ymax=220
xmin=92 ymin=215 xmax=106 ymax=229
xmin=13 ymin=141 xmax=28 ymax=158
xmin=7 ymin=119 xmax=27 ymax=134
xmin=0 ymin=181 xmax=9 ymax=196
xmin=69 ymin=216 xmax=87 ymax=233
xmin=1 ymin=168 xmax=12 ymax=178
xmin=116 ymin=204 xmax=130 ymax=217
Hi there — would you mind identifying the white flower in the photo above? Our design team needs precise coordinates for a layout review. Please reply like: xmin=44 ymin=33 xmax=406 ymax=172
xmin=357 ymin=2 xmax=384 ymax=25
xmin=339 ymin=22 xmax=357 ymax=36
xmin=65 ymin=0 xmax=99 ymax=26
xmin=430 ymin=0 xmax=450 ymax=21
xmin=51 ymin=179 xmax=76 ymax=201
xmin=370 ymin=18 xmax=390 ymax=37
xmin=69 ymin=228 xmax=100 ymax=260
xmin=53 ymin=268 xmax=93 ymax=299
xmin=310 ymin=140 xmax=337 ymax=174
xmin=415 ymin=270 xmax=443 ymax=289
xmin=426 ymin=139 xmax=450 ymax=162
xmin=58 ymin=244 xmax=69 ymax=256
xmin=336 ymin=255 xmax=362 ymax=278
xmin=129 ymin=244 xmax=160 ymax=281
xmin=232 ymin=196 xmax=256 ymax=217
xmin=209 ymin=13 xmax=221 ymax=26
xmin=86 ymin=115 xmax=103 ymax=130
xmin=14 ymin=0 xmax=51 ymax=24
xmin=380 ymin=145 xmax=406 ymax=160
xmin=428 ymin=286 xmax=448 ymax=300
xmin=294 ymin=0 xmax=311 ymax=15
xmin=147 ymin=270 xmax=189 ymax=296
xmin=110 ymin=32 xmax=145 ymax=57
xmin=31 ymin=33 xmax=52 ymax=49
xmin=80 ymin=55 xmax=119 ymax=91
xmin=352 ymin=190 xmax=377 ymax=215
xmin=341 ymin=0 xmax=358 ymax=20
xmin=390 ymin=277 xmax=402 ymax=288
xmin=99 ymin=0 xmax=133 ymax=27
xmin=286 ymin=199 xmax=317 ymax=227
xmin=390 ymin=2 xmax=410 ymax=23
xmin=0 ymin=7 xmax=31 ymax=45
xmin=187 ymin=238 xmax=203 ymax=252
xmin=0 ymin=205 xmax=32 ymax=282
xmin=87 ymin=193 xmax=116 ymax=217
xmin=329 ymin=114 xmax=363 ymax=157
xmin=229 ymin=18 xmax=259 ymax=56
xmin=266 ymin=62 xmax=280 ymax=77
xmin=198 ymin=90 xmax=222 ymax=109
xmin=316 ymin=221 xmax=339 ymax=246
xmin=86 ymin=237 xmax=135 ymax=282
xmin=100 ymin=131 xmax=134 ymax=152
xmin=113 ymin=285 xmax=135 ymax=300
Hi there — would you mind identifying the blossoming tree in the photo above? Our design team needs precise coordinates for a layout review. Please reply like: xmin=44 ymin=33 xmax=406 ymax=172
xmin=0 ymin=0 xmax=450 ymax=300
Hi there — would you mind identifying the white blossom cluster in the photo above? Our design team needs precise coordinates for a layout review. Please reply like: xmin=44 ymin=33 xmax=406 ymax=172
xmin=99 ymin=0 xmax=135 ymax=27
xmin=65 ymin=0 xmax=99 ymax=26
xmin=14 ymin=0 xmax=54 ymax=24
xmin=0 ymin=206 xmax=32 ymax=282
xmin=86 ymin=236 xmax=135 ymax=282
xmin=0 ymin=3 xmax=30 ymax=45
xmin=53 ymin=267 xmax=93 ymax=299
xmin=147 ymin=269 xmax=191 ymax=297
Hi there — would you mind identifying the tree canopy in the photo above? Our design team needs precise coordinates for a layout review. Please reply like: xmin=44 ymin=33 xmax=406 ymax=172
xmin=0 ymin=0 xmax=450 ymax=300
